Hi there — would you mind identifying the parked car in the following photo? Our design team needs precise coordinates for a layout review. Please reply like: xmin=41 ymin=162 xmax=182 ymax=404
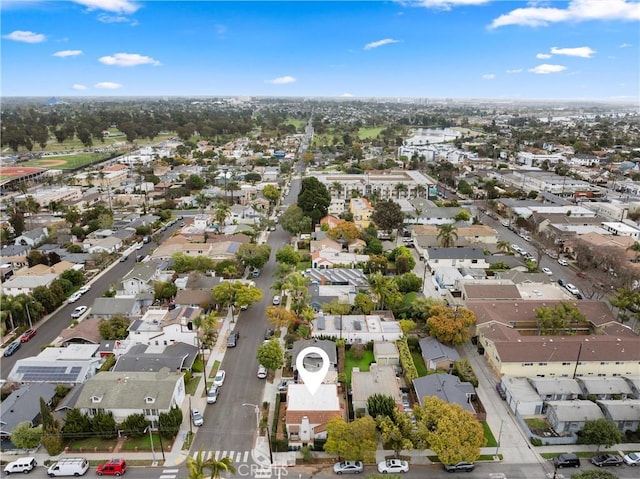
xmin=68 ymin=292 xmax=82 ymax=303
xmin=541 ymin=267 xmax=553 ymax=276
xmin=226 ymin=331 xmax=239 ymax=348
xmin=191 ymin=408 xmax=204 ymax=427
xmin=272 ymin=295 xmax=281 ymax=305
xmin=206 ymin=385 xmax=220 ymax=404
xmin=20 ymin=329 xmax=36 ymax=342
xmin=558 ymin=258 xmax=569 ymax=266
xmin=565 ymin=283 xmax=581 ymax=296
xmin=495 ymin=382 xmax=506 ymax=400
xmin=213 ymin=370 xmax=226 ymax=386
xmin=78 ymin=285 xmax=91 ymax=295
xmin=71 ymin=306 xmax=88 ymax=319
xmin=251 ymin=268 xmax=261 ymax=278
xmin=4 ymin=456 xmax=37 ymax=474
xmin=623 ymin=452 xmax=640 ymax=466
xmin=47 ymin=457 xmax=89 ymax=477
xmin=333 ymin=461 xmax=364 ymax=474
xmin=443 ymin=462 xmax=475 ymax=473
xmin=264 ymin=328 xmax=275 ymax=340
xmin=557 ymin=278 xmax=566 ymax=287
xmin=553 ymin=453 xmax=580 ymax=468
xmin=4 ymin=340 xmax=21 ymax=357
xmin=277 ymin=381 xmax=289 ymax=392
xmin=96 ymin=458 xmax=127 ymax=476
xmin=377 ymin=459 xmax=409 ymax=474
xmin=119 ymin=255 xmax=129 ymax=262
xmin=257 ymin=365 xmax=267 ymax=379
xmin=591 ymin=454 xmax=623 ymax=467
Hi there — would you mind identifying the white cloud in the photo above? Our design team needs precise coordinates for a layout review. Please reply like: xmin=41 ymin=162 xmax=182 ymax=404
xmin=489 ymin=0 xmax=640 ymax=29
xmin=536 ymin=53 xmax=552 ymax=59
xmin=409 ymin=0 xmax=490 ymax=10
xmin=214 ymin=24 xmax=227 ymax=36
xmin=481 ymin=74 xmax=496 ymax=80
xmin=2 ymin=30 xmax=45 ymax=43
xmin=342 ymin=93 xmax=354 ymax=97
xmin=529 ymin=64 xmax=567 ymax=74
xmin=97 ymin=14 xmax=136 ymax=24
xmin=363 ymin=38 xmax=400 ymax=50
xmin=99 ymin=52 xmax=161 ymax=66
xmin=72 ymin=83 xmax=88 ymax=90
xmin=550 ymin=46 xmax=596 ymax=58
xmin=506 ymin=69 xmax=523 ymax=73
xmin=53 ymin=50 xmax=83 ymax=57
xmin=94 ymin=81 xmax=123 ymax=89
xmin=619 ymin=43 xmax=632 ymax=48
xmin=267 ymin=76 xmax=296 ymax=85
xmin=73 ymin=0 xmax=140 ymax=14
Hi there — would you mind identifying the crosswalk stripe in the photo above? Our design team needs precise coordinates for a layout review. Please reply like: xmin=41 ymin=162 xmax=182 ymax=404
xmin=191 ymin=450 xmax=252 ymax=464
xmin=160 ymin=475 xmax=177 ymax=479
xmin=215 ymin=450 xmax=221 ymax=460
xmin=163 ymin=470 xmax=179 ymax=473
xmin=242 ymin=451 xmax=249 ymax=462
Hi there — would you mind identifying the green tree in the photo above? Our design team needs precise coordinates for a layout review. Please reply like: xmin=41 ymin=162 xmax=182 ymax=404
xmin=368 ymin=271 xmax=399 ymax=310
xmin=154 ymin=281 xmax=178 ymax=301
xmin=426 ymin=305 xmax=476 ymax=345
xmin=185 ymin=449 xmax=208 ymax=479
xmin=326 ymin=221 xmax=360 ymax=243
xmin=60 ymin=269 xmax=84 ymax=286
xmin=436 ymin=223 xmax=458 ymax=247
xmin=266 ymin=306 xmax=298 ymax=329
xmin=158 ymin=406 xmax=182 ymax=439
xmin=10 ymin=421 xmax=42 ymax=450
xmin=40 ymin=397 xmax=63 ymax=455
xmin=205 ymin=455 xmax=236 ymax=479
xmin=275 ymin=245 xmax=301 ymax=266
xmin=262 ymin=184 xmax=281 ymax=205
xmin=236 ymin=244 xmax=271 ymax=270
xmin=297 ymin=177 xmax=331 ymax=226
xmin=366 ymin=393 xmax=396 ymax=420
xmin=399 ymin=319 xmax=417 ymax=335
xmin=395 ymin=273 xmax=422 ymax=293
xmin=324 ymin=416 xmax=378 ymax=463
xmin=119 ymin=413 xmax=149 ymax=438
xmin=212 ymin=281 xmax=263 ymax=309
xmin=377 ymin=409 xmax=421 ymax=458
xmin=414 ymin=396 xmax=486 ymax=465
xmin=535 ymin=302 xmax=587 ymax=335
xmin=577 ymin=418 xmax=623 ymax=450
xmin=453 ymin=210 xmax=471 ymax=222
xmin=62 ymin=408 xmax=89 ymax=441
xmin=91 ymin=410 xmax=117 ymax=439
xmin=371 ymin=199 xmax=404 ymax=234
xmin=98 ymin=314 xmax=131 ymax=340
xmin=280 ymin=204 xmax=311 ymax=235
xmin=353 ymin=292 xmax=374 ymax=314
xmin=256 ymin=338 xmax=284 ymax=372
xmin=213 ymin=202 xmax=230 ymax=226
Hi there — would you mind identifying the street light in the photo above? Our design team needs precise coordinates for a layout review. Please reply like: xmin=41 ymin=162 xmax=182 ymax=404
xmin=144 ymin=426 xmax=156 ymax=462
xmin=25 ymin=300 xmax=33 ymax=329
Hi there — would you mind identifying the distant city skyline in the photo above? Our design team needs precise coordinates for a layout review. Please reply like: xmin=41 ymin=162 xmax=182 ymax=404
xmin=1 ymin=0 xmax=639 ymax=102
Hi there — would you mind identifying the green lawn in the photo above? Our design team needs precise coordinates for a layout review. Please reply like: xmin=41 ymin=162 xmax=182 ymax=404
xmin=66 ymin=437 xmax=117 ymax=451
xmin=482 ymin=421 xmax=498 ymax=447
xmin=208 ymin=360 xmax=221 ymax=378
xmin=344 ymin=349 xmax=375 ymax=384
xmin=23 ymin=152 xmax=112 ymax=169
xmin=358 ymin=127 xmax=385 ymax=139
xmin=410 ymin=351 xmax=428 ymax=377
xmin=185 ymin=375 xmax=201 ymax=395
xmin=296 ymin=261 xmax=312 ymax=271
xmin=119 ymin=433 xmax=165 ymax=451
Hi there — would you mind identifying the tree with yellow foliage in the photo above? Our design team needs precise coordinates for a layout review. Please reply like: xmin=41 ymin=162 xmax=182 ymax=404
xmin=426 ymin=305 xmax=476 ymax=345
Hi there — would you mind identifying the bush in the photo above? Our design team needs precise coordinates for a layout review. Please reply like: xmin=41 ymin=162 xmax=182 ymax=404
xmin=530 ymin=437 xmax=543 ymax=446
xmin=453 ymin=359 xmax=478 ymax=387
xmin=396 ymin=338 xmax=418 ymax=383
xmin=350 ymin=343 xmax=365 ymax=359
xmin=119 ymin=413 xmax=149 ymax=438
xmin=407 ymin=336 xmax=420 ymax=350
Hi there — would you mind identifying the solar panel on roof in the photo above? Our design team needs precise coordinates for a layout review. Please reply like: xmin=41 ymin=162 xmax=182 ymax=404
xmin=15 ymin=365 xmax=83 ymax=382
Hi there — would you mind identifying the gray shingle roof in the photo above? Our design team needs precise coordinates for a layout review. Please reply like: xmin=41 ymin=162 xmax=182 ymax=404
xmin=413 ymin=373 xmax=476 ymax=413
xmin=0 ymin=383 xmax=57 ymax=436
xmin=113 ymin=343 xmax=198 ymax=373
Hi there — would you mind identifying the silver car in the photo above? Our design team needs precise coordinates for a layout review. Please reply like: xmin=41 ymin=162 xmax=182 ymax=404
xmin=191 ymin=408 xmax=204 ymax=427
xmin=206 ymin=385 xmax=219 ymax=404
xmin=333 ymin=461 xmax=363 ymax=475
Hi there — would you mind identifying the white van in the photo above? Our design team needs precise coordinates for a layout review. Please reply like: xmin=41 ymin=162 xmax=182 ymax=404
xmin=4 ymin=456 xmax=37 ymax=474
xmin=47 ymin=457 xmax=89 ymax=477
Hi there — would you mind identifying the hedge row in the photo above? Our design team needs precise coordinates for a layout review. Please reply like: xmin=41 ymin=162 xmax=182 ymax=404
xmin=396 ymin=337 xmax=418 ymax=383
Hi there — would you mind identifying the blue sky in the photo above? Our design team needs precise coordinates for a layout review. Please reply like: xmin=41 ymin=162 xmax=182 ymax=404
xmin=2 ymin=0 xmax=639 ymax=101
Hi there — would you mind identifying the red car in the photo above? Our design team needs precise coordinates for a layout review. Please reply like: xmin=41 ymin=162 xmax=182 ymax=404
xmin=96 ymin=459 xmax=127 ymax=476
xmin=20 ymin=329 xmax=36 ymax=342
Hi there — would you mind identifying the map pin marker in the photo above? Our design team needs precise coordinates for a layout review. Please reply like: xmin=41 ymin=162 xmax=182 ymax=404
xmin=296 ymin=346 xmax=330 ymax=395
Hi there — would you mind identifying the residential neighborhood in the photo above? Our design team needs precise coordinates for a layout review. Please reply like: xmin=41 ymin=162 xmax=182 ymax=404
xmin=1 ymin=96 xmax=640 ymax=479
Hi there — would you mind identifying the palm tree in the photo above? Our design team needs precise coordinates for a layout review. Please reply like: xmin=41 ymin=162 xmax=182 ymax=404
xmin=205 ymin=455 xmax=236 ymax=479
xmin=195 ymin=193 xmax=210 ymax=214
xmin=414 ymin=184 xmax=426 ymax=199
xmin=331 ymin=181 xmax=343 ymax=198
xmin=368 ymin=271 xmax=397 ymax=310
xmin=627 ymin=241 xmax=640 ymax=262
xmin=497 ymin=240 xmax=511 ymax=254
xmin=283 ymin=272 xmax=310 ymax=313
xmin=436 ymin=223 xmax=458 ymax=248
xmin=394 ymin=183 xmax=408 ymax=199
xmin=214 ymin=202 xmax=230 ymax=227
xmin=184 ymin=450 xmax=208 ymax=479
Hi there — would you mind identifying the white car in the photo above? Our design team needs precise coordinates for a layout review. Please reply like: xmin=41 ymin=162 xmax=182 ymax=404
xmin=377 ymin=459 xmax=409 ymax=474
xmin=68 ymin=292 xmax=82 ymax=303
xmin=71 ymin=306 xmax=88 ymax=319
xmin=78 ymin=285 xmax=91 ymax=295
xmin=558 ymin=258 xmax=569 ymax=266
xmin=206 ymin=385 xmax=220 ymax=404
xmin=565 ymin=283 xmax=581 ymax=295
xmin=542 ymin=267 xmax=553 ymax=276
xmin=623 ymin=452 xmax=640 ymax=466
xmin=257 ymin=365 xmax=267 ymax=379
xmin=272 ymin=295 xmax=281 ymax=305
xmin=191 ymin=408 xmax=204 ymax=427
xmin=501 ymin=220 xmax=510 ymax=227
xmin=213 ymin=370 xmax=226 ymax=386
